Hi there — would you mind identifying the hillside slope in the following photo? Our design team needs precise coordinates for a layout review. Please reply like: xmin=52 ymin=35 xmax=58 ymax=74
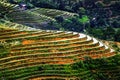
xmin=0 ymin=27 xmax=117 ymax=80
xmin=0 ymin=0 xmax=120 ymax=80
xmin=6 ymin=8 xmax=78 ymax=30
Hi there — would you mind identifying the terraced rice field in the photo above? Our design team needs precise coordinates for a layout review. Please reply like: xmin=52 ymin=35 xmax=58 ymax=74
xmin=0 ymin=0 xmax=119 ymax=79
xmin=0 ymin=19 xmax=37 ymax=30
xmin=6 ymin=8 xmax=78 ymax=30
xmin=0 ymin=28 xmax=116 ymax=80
xmin=30 ymin=8 xmax=78 ymax=18
xmin=0 ymin=0 xmax=15 ymax=17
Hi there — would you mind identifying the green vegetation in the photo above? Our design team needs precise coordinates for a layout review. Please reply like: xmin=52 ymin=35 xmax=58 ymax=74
xmin=0 ymin=0 xmax=120 ymax=80
xmin=5 ymin=8 xmax=77 ymax=30
xmin=0 ymin=28 xmax=116 ymax=80
xmin=87 ymin=27 xmax=120 ymax=41
xmin=2 ymin=0 xmax=119 ymax=42
xmin=0 ymin=0 xmax=15 ymax=18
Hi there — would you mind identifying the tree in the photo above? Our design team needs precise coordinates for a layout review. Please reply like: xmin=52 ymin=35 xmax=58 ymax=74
xmin=103 ymin=27 xmax=115 ymax=40
xmin=114 ymin=29 xmax=120 ymax=41
xmin=78 ymin=15 xmax=90 ymax=32
xmin=95 ymin=1 xmax=104 ymax=8
xmin=78 ymin=7 xmax=86 ymax=15
xmin=55 ymin=15 xmax=64 ymax=23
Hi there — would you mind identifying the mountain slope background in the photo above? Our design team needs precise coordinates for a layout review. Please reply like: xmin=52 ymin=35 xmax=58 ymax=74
xmin=6 ymin=0 xmax=120 ymax=41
